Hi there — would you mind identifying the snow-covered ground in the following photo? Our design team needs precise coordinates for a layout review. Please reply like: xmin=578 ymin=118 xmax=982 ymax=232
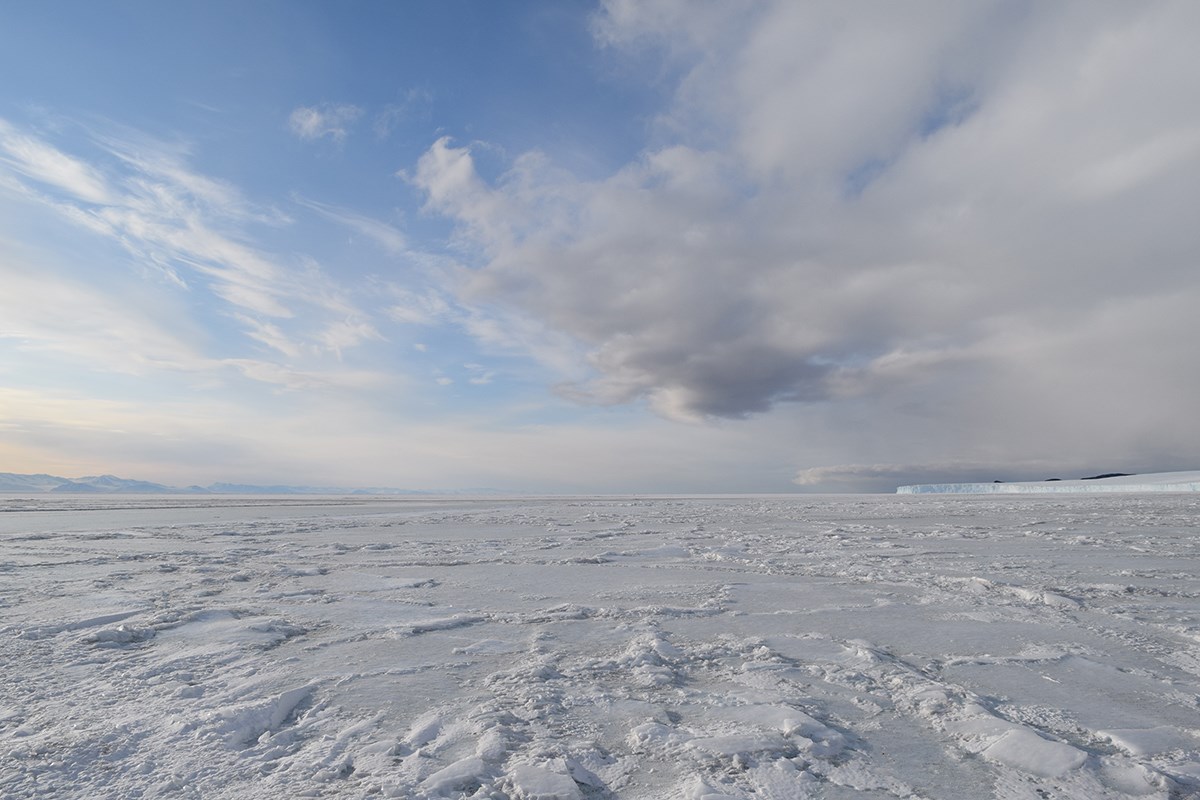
xmin=2 ymin=493 xmax=1198 ymax=799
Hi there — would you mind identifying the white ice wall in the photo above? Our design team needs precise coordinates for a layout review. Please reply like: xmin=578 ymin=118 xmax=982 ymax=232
xmin=897 ymin=471 xmax=1200 ymax=494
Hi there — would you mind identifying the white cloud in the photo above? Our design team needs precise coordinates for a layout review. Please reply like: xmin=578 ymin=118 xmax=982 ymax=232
xmin=386 ymin=287 xmax=453 ymax=326
xmin=0 ymin=261 xmax=207 ymax=376
xmin=793 ymin=462 xmax=1013 ymax=493
xmin=235 ymin=314 xmax=302 ymax=359
xmin=464 ymin=363 xmax=495 ymax=385
xmin=291 ymin=195 xmax=409 ymax=254
xmin=223 ymin=359 xmax=390 ymax=391
xmin=406 ymin=0 xmax=1200 ymax=476
xmin=288 ymin=104 xmax=363 ymax=142
xmin=0 ymin=119 xmax=112 ymax=204
xmin=4 ymin=5 xmax=1198 ymax=490
xmin=315 ymin=317 xmax=383 ymax=358
xmin=0 ymin=119 xmax=388 ymax=393
xmin=0 ymin=250 xmax=392 ymax=396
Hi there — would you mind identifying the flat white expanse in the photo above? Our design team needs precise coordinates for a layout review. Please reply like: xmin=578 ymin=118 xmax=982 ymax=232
xmin=2 ymin=494 xmax=1198 ymax=799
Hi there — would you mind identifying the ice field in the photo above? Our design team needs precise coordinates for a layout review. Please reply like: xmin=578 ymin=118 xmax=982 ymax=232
xmin=2 ymin=493 xmax=1199 ymax=799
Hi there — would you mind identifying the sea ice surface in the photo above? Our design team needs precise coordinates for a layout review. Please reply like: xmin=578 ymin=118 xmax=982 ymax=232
xmin=1 ymin=492 xmax=1198 ymax=798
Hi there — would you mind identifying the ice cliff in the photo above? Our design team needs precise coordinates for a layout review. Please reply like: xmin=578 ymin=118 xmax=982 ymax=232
xmin=897 ymin=470 xmax=1200 ymax=494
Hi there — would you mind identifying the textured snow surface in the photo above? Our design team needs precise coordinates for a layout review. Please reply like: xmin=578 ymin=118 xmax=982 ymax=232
xmin=898 ymin=470 xmax=1200 ymax=494
xmin=2 ymin=493 xmax=1199 ymax=799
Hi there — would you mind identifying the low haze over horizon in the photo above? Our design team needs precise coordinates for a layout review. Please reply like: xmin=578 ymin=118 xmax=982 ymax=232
xmin=2 ymin=1 xmax=1198 ymax=493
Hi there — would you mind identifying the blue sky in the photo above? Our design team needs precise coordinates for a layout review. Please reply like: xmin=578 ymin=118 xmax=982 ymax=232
xmin=2 ymin=1 xmax=1199 ymax=492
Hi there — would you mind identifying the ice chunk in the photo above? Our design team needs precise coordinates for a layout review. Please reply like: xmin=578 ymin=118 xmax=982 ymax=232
xmin=421 ymin=756 xmax=491 ymax=794
xmin=504 ymin=762 xmax=583 ymax=800
xmin=211 ymin=684 xmax=314 ymax=746
xmin=1100 ymin=726 xmax=1193 ymax=756
xmin=687 ymin=732 xmax=791 ymax=757
xmin=981 ymin=729 xmax=1087 ymax=777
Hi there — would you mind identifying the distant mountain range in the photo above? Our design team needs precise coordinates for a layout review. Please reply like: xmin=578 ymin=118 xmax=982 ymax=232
xmin=0 ymin=472 xmax=428 ymax=495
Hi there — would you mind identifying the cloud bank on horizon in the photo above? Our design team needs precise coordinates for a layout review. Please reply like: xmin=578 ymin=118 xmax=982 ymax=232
xmin=1 ymin=0 xmax=1198 ymax=492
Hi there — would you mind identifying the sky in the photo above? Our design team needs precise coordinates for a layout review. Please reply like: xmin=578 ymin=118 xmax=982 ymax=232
xmin=1 ymin=0 xmax=1199 ymax=493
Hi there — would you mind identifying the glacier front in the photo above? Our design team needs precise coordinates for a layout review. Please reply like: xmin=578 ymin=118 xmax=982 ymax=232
xmin=897 ymin=470 xmax=1200 ymax=494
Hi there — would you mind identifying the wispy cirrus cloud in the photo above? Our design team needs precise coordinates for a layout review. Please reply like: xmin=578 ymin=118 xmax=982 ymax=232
xmin=373 ymin=88 xmax=433 ymax=139
xmin=0 ymin=248 xmax=389 ymax=396
xmin=288 ymin=103 xmax=363 ymax=143
xmin=0 ymin=119 xmax=113 ymax=204
xmin=0 ymin=256 xmax=208 ymax=376
xmin=0 ymin=120 xmax=303 ymax=317
xmin=291 ymin=194 xmax=408 ymax=254
xmin=0 ymin=117 xmax=387 ymax=389
xmin=97 ymin=129 xmax=293 ymax=227
xmin=386 ymin=286 xmax=454 ymax=326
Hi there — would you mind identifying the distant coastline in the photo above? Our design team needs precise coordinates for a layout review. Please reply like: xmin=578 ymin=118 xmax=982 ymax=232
xmin=0 ymin=472 xmax=446 ymax=496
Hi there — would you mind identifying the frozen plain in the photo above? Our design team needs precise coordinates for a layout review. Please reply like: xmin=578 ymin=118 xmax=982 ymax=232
xmin=2 ymin=493 xmax=1198 ymax=800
